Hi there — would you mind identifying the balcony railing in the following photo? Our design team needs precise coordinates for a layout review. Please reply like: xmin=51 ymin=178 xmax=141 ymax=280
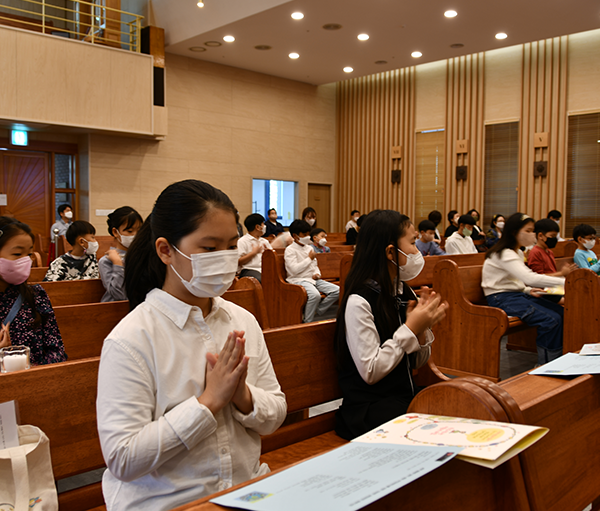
xmin=0 ymin=0 xmax=143 ymax=52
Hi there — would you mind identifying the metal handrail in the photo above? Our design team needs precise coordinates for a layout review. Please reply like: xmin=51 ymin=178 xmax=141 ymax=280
xmin=0 ymin=0 xmax=144 ymax=52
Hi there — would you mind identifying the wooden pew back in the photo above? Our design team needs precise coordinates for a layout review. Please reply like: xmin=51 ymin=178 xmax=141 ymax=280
xmin=226 ymin=277 xmax=270 ymax=329
xmin=315 ymin=252 xmax=347 ymax=281
xmin=39 ymin=278 xmax=106 ymax=306
xmin=30 ymin=266 xmax=48 ymax=282
xmin=564 ymin=268 xmax=600 ymax=353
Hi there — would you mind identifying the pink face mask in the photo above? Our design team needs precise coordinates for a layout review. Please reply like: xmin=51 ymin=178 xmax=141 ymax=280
xmin=0 ymin=256 xmax=32 ymax=285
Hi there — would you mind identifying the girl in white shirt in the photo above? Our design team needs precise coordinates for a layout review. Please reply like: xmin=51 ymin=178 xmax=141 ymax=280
xmin=96 ymin=179 xmax=286 ymax=511
xmin=482 ymin=212 xmax=565 ymax=366
xmin=334 ymin=210 xmax=448 ymax=440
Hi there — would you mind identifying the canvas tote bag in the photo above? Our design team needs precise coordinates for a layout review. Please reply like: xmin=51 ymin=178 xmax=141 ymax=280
xmin=0 ymin=425 xmax=58 ymax=511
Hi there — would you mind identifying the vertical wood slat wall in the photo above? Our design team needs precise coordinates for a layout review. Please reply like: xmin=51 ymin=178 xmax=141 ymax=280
xmin=519 ymin=36 xmax=569 ymax=222
xmin=444 ymin=53 xmax=485 ymax=221
xmin=336 ymin=68 xmax=415 ymax=229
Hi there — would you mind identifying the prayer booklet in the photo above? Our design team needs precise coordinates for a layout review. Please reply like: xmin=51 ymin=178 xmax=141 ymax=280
xmin=353 ymin=413 xmax=548 ymax=469
xmin=530 ymin=352 xmax=600 ymax=376
xmin=579 ymin=343 xmax=600 ymax=356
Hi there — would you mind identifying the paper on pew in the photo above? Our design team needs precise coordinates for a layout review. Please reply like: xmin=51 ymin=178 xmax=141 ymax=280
xmin=579 ymin=343 xmax=600 ymax=356
xmin=530 ymin=352 xmax=600 ymax=375
xmin=353 ymin=413 xmax=548 ymax=470
xmin=541 ymin=285 xmax=565 ymax=295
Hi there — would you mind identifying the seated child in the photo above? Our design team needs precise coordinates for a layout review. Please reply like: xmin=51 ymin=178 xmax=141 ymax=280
xmin=445 ymin=214 xmax=478 ymax=255
xmin=44 ymin=220 xmax=99 ymax=281
xmin=573 ymin=224 xmax=600 ymax=274
xmin=310 ymin=228 xmax=331 ymax=253
xmin=416 ymin=220 xmax=446 ymax=256
xmin=237 ymin=213 xmax=272 ymax=283
xmin=285 ymin=220 xmax=339 ymax=322
xmin=528 ymin=219 xmax=575 ymax=277
xmin=0 ymin=216 xmax=66 ymax=365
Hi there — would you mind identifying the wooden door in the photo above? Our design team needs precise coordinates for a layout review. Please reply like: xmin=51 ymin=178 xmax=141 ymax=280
xmin=0 ymin=152 xmax=50 ymax=237
xmin=307 ymin=183 xmax=331 ymax=232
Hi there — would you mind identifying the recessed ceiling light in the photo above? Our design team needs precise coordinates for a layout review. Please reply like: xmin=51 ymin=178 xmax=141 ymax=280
xmin=289 ymin=52 xmax=300 ymax=59
xmin=444 ymin=10 xmax=457 ymax=17
xmin=343 ymin=66 xmax=354 ymax=73
xmin=322 ymin=23 xmax=342 ymax=30
xmin=189 ymin=46 xmax=206 ymax=52
xmin=291 ymin=12 xmax=304 ymax=20
xmin=375 ymin=60 xmax=388 ymax=65
xmin=411 ymin=51 xmax=422 ymax=58
xmin=450 ymin=43 xmax=464 ymax=48
xmin=197 ymin=1 xmax=204 ymax=7
xmin=495 ymin=32 xmax=508 ymax=40
xmin=255 ymin=45 xmax=272 ymax=51
xmin=357 ymin=33 xmax=369 ymax=41
xmin=223 ymin=35 xmax=235 ymax=42
xmin=204 ymin=41 xmax=221 ymax=47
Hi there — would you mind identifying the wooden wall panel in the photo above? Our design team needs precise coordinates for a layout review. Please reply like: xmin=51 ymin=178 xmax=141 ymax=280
xmin=336 ymin=68 xmax=416 ymax=230
xmin=518 ymin=37 xmax=568 ymax=224
xmin=444 ymin=53 xmax=485 ymax=220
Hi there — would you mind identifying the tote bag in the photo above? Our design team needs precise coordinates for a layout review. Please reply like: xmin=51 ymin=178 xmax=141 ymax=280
xmin=0 ymin=425 xmax=58 ymax=511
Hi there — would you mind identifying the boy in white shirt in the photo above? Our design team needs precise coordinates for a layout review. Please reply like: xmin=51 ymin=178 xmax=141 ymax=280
xmin=237 ymin=213 xmax=272 ymax=283
xmin=284 ymin=219 xmax=339 ymax=322
xmin=445 ymin=214 xmax=478 ymax=255
xmin=345 ymin=210 xmax=360 ymax=232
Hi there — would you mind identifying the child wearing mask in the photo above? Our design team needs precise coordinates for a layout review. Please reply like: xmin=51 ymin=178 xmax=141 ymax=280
xmin=482 ymin=213 xmax=566 ymax=365
xmin=345 ymin=210 xmax=360 ymax=233
xmin=416 ymin=220 xmax=446 ymax=256
xmin=528 ymin=219 xmax=576 ymax=276
xmin=284 ymin=219 xmax=339 ymax=322
xmin=98 ymin=206 xmax=143 ymax=302
xmin=310 ymin=228 xmax=331 ymax=253
xmin=444 ymin=215 xmax=478 ymax=255
xmin=486 ymin=214 xmax=505 ymax=249
xmin=0 ymin=217 xmax=66 ymax=365
xmin=97 ymin=180 xmax=286 ymax=510
xmin=50 ymin=203 xmax=73 ymax=238
xmin=334 ymin=210 xmax=448 ymax=440
xmin=444 ymin=210 xmax=459 ymax=237
xmin=44 ymin=220 xmax=99 ymax=281
xmin=237 ymin=213 xmax=272 ymax=283
xmin=573 ymin=224 xmax=600 ymax=274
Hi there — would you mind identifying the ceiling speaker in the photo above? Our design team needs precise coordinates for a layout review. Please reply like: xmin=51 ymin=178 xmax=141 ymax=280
xmin=456 ymin=165 xmax=468 ymax=181
xmin=534 ymin=161 xmax=548 ymax=177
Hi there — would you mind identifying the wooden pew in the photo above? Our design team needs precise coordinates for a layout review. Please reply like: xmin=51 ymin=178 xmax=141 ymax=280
xmin=431 ymin=260 xmax=536 ymax=381
xmin=30 ymin=266 xmax=49 ymax=282
xmin=261 ymin=250 xmax=307 ymax=327
xmin=315 ymin=251 xmax=347 ymax=282
xmin=551 ymin=240 xmax=577 ymax=258
xmin=564 ymin=268 xmax=600 ymax=352
xmin=39 ymin=278 xmax=106 ymax=306
xmin=226 ymin=277 xmax=270 ymax=329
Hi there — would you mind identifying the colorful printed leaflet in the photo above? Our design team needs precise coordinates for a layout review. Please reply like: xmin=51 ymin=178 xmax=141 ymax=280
xmin=353 ymin=413 xmax=548 ymax=469
xmin=210 ymin=442 xmax=460 ymax=511
xmin=579 ymin=343 xmax=600 ymax=356
xmin=542 ymin=286 xmax=565 ymax=295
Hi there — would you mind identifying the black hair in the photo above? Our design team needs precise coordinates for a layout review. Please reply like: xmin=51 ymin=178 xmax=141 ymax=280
xmin=107 ymin=206 xmax=143 ymax=237
xmin=534 ymin=219 xmax=559 ymax=235
xmin=573 ymin=223 xmax=596 ymax=242
xmin=267 ymin=208 xmax=277 ymax=215
xmin=57 ymin=204 xmax=72 ymax=215
xmin=467 ymin=209 xmax=480 ymax=219
xmin=458 ymin=214 xmax=476 ymax=226
xmin=289 ymin=219 xmax=311 ymax=236
xmin=310 ymin=227 xmax=326 ymax=241
xmin=66 ymin=220 xmax=96 ymax=246
xmin=547 ymin=210 xmax=562 ymax=220
xmin=351 ymin=210 xmax=359 ymax=216
xmin=125 ymin=180 xmax=238 ymax=309
xmin=428 ymin=210 xmax=442 ymax=225
xmin=418 ymin=219 xmax=436 ymax=232
xmin=336 ymin=210 xmax=411 ymax=363
xmin=356 ymin=214 xmax=367 ymax=227
xmin=0 ymin=217 xmax=41 ymax=327
xmin=447 ymin=210 xmax=458 ymax=223
xmin=486 ymin=213 xmax=534 ymax=259
xmin=244 ymin=213 xmax=264 ymax=233
xmin=490 ymin=214 xmax=505 ymax=229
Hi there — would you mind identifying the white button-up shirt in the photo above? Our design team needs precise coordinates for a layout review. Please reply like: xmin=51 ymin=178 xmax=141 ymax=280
xmin=284 ymin=242 xmax=320 ymax=283
xmin=96 ymin=288 xmax=286 ymax=511
xmin=237 ymin=233 xmax=272 ymax=272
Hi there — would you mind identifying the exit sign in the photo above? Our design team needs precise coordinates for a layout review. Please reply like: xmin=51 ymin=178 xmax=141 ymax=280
xmin=11 ymin=130 xmax=28 ymax=146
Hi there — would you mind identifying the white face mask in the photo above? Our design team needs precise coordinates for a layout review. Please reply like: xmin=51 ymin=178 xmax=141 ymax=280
xmin=396 ymin=248 xmax=425 ymax=281
xmin=584 ymin=239 xmax=596 ymax=250
xmin=318 ymin=238 xmax=327 ymax=247
xmin=260 ymin=224 xmax=267 ymax=234
xmin=171 ymin=245 xmax=239 ymax=298
xmin=306 ymin=218 xmax=316 ymax=226
xmin=353 ymin=216 xmax=360 ymax=222
xmin=298 ymin=235 xmax=312 ymax=246
xmin=64 ymin=211 xmax=73 ymax=219
xmin=118 ymin=232 xmax=135 ymax=248
xmin=517 ymin=232 xmax=536 ymax=248
xmin=84 ymin=240 xmax=99 ymax=255
xmin=496 ymin=221 xmax=505 ymax=230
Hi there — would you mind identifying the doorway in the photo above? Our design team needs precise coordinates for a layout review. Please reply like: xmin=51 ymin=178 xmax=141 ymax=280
xmin=307 ymin=183 xmax=331 ymax=232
